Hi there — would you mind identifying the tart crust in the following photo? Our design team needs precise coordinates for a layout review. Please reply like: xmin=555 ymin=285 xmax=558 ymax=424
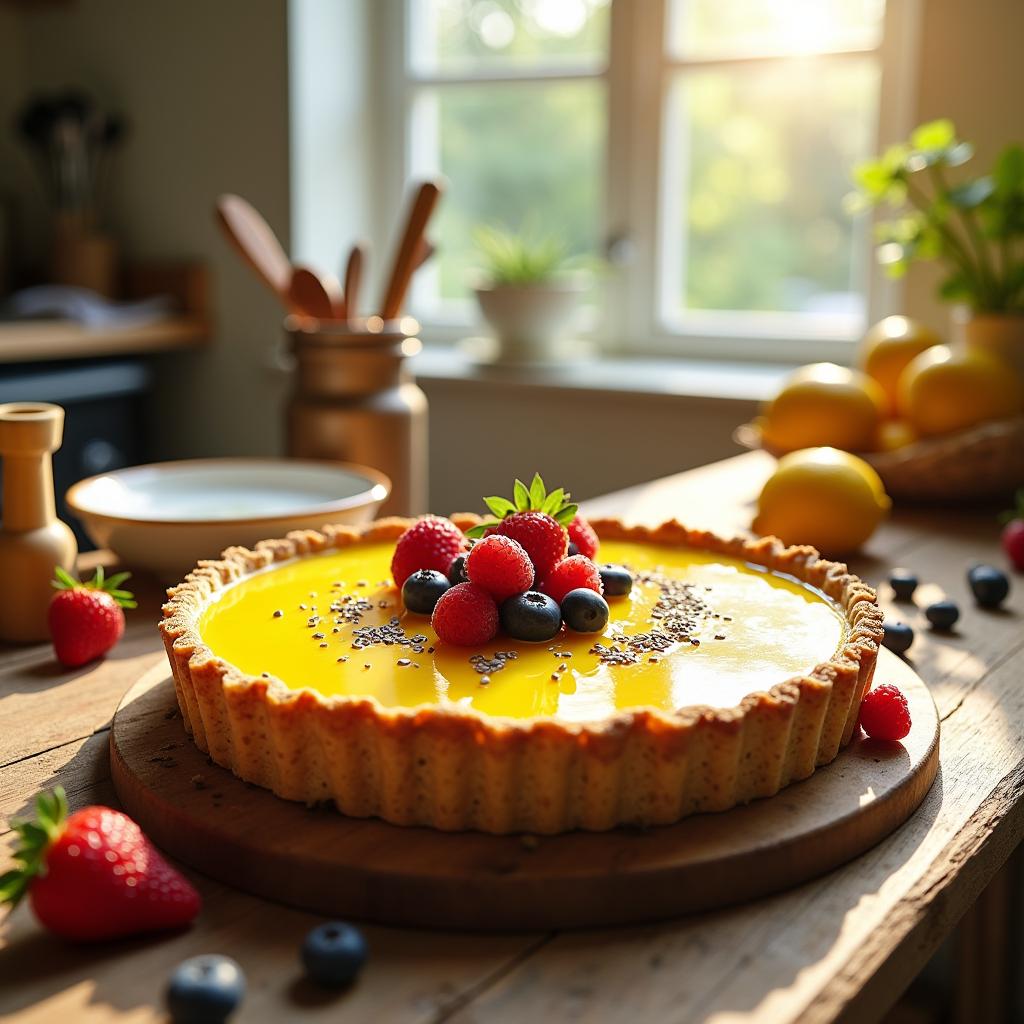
xmin=160 ymin=517 xmax=883 ymax=835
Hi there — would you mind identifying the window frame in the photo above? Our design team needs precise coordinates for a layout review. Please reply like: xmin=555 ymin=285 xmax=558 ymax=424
xmin=380 ymin=0 xmax=922 ymax=363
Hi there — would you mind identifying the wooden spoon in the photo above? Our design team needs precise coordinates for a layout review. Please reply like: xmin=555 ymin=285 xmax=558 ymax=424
xmin=379 ymin=181 xmax=443 ymax=320
xmin=288 ymin=265 xmax=340 ymax=320
xmin=414 ymin=238 xmax=435 ymax=270
xmin=215 ymin=194 xmax=291 ymax=306
xmin=341 ymin=245 xmax=364 ymax=321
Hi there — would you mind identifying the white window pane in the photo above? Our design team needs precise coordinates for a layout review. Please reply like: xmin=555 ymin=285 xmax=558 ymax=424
xmin=661 ymin=58 xmax=879 ymax=332
xmin=409 ymin=0 xmax=609 ymax=75
xmin=410 ymin=80 xmax=605 ymax=315
xmin=668 ymin=0 xmax=885 ymax=60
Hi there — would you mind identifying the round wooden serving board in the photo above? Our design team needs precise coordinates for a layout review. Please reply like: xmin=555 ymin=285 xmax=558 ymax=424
xmin=110 ymin=652 xmax=939 ymax=931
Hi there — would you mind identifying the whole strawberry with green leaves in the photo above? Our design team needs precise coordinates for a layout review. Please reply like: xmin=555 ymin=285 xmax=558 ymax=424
xmin=469 ymin=474 xmax=578 ymax=578
xmin=49 ymin=566 xmax=136 ymax=668
xmin=0 ymin=787 xmax=200 ymax=941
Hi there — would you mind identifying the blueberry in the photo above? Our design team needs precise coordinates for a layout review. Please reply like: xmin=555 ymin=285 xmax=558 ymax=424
xmin=447 ymin=555 xmax=469 ymax=586
xmin=598 ymin=564 xmax=632 ymax=598
xmin=888 ymin=570 xmax=918 ymax=602
xmin=402 ymin=569 xmax=450 ymax=615
xmin=881 ymin=621 xmax=914 ymax=657
xmin=302 ymin=921 xmax=367 ymax=989
xmin=500 ymin=591 xmax=562 ymax=642
xmin=968 ymin=564 xmax=1010 ymax=608
xmin=925 ymin=599 xmax=960 ymax=631
xmin=166 ymin=955 xmax=245 ymax=1024
xmin=567 ymin=541 xmax=580 ymax=557
xmin=561 ymin=589 xmax=610 ymax=634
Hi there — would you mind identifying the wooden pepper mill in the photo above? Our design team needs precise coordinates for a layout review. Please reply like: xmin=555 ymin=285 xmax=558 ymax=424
xmin=0 ymin=403 xmax=78 ymax=642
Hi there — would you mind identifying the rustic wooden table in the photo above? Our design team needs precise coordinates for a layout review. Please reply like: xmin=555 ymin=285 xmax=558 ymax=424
xmin=2 ymin=452 xmax=1022 ymax=1023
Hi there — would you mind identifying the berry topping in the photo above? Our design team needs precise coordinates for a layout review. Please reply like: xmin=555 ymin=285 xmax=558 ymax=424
xmin=859 ymin=683 xmax=912 ymax=741
xmin=561 ymin=589 xmax=610 ymax=634
xmin=968 ymin=564 xmax=1010 ymax=608
xmin=567 ymin=542 xmax=579 ymax=556
xmin=466 ymin=535 xmax=535 ymax=600
xmin=468 ymin=473 xmax=576 ymax=577
xmin=925 ymin=599 xmax=960 ymax=631
xmin=567 ymin=514 xmax=599 ymax=560
xmin=447 ymin=554 xmax=469 ymax=585
xmin=881 ymin=621 xmax=914 ymax=656
xmin=48 ymin=566 xmax=135 ymax=668
xmin=167 ymin=955 xmax=246 ymax=1024
xmin=598 ymin=564 xmax=633 ymax=598
xmin=499 ymin=591 xmax=562 ymax=643
xmin=888 ymin=570 xmax=918 ymax=602
xmin=401 ymin=569 xmax=450 ymax=615
xmin=1000 ymin=489 xmax=1024 ymax=571
xmin=1 ymin=787 xmax=201 ymax=941
xmin=431 ymin=582 xmax=499 ymax=647
xmin=302 ymin=921 xmax=368 ymax=989
xmin=391 ymin=516 xmax=467 ymax=589
xmin=538 ymin=555 xmax=604 ymax=605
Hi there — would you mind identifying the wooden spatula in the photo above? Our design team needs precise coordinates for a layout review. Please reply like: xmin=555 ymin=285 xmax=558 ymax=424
xmin=288 ymin=266 xmax=340 ymax=320
xmin=379 ymin=181 xmax=443 ymax=320
xmin=341 ymin=245 xmax=365 ymax=321
xmin=215 ymin=194 xmax=292 ymax=306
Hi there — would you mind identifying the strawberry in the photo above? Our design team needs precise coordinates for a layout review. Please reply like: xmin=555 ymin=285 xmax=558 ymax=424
xmin=567 ymin=514 xmax=599 ymax=560
xmin=469 ymin=474 xmax=575 ymax=578
xmin=1000 ymin=489 xmax=1024 ymax=572
xmin=391 ymin=516 xmax=467 ymax=588
xmin=49 ymin=566 xmax=136 ymax=668
xmin=0 ymin=787 xmax=200 ymax=941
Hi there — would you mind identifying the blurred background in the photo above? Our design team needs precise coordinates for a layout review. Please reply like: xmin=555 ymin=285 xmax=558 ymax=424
xmin=1 ymin=0 xmax=1019 ymax=524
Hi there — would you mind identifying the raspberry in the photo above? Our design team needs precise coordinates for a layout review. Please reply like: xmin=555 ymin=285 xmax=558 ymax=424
xmin=859 ymin=683 xmax=911 ymax=741
xmin=567 ymin=515 xmax=599 ymax=560
xmin=391 ymin=516 xmax=467 ymax=588
xmin=431 ymin=583 xmax=498 ymax=647
xmin=496 ymin=512 xmax=567 ymax=578
xmin=538 ymin=555 xmax=603 ymax=605
xmin=466 ymin=535 xmax=534 ymax=601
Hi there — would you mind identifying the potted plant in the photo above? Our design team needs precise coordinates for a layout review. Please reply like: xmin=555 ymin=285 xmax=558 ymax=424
xmin=851 ymin=119 xmax=1024 ymax=374
xmin=472 ymin=224 xmax=585 ymax=363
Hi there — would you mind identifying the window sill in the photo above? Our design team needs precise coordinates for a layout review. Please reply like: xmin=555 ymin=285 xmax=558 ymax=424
xmin=412 ymin=345 xmax=794 ymax=405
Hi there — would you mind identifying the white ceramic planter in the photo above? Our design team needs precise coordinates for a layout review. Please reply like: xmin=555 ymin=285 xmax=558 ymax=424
xmin=474 ymin=282 xmax=583 ymax=363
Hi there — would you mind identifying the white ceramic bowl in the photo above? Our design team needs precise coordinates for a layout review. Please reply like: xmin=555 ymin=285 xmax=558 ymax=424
xmin=66 ymin=458 xmax=391 ymax=580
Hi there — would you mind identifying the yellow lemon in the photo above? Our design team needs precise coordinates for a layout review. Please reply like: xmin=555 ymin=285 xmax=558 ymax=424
xmin=760 ymin=363 xmax=886 ymax=454
xmin=875 ymin=419 xmax=918 ymax=452
xmin=898 ymin=345 xmax=1024 ymax=437
xmin=753 ymin=447 xmax=891 ymax=554
xmin=858 ymin=316 xmax=941 ymax=415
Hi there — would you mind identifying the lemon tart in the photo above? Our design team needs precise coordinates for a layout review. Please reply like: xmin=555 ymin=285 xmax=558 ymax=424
xmin=160 ymin=516 xmax=883 ymax=834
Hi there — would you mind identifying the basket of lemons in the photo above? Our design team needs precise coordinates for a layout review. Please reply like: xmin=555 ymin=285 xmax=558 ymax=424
xmin=737 ymin=315 xmax=1024 ymax=503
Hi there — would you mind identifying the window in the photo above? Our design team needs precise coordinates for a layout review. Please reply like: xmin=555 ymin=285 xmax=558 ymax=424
xmin=388 ymin=0 xmax=916 ymax=360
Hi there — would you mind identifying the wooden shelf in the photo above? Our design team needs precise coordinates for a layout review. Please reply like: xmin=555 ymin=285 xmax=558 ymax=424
xmin=0 ymin=316 xmax=210 ymax=364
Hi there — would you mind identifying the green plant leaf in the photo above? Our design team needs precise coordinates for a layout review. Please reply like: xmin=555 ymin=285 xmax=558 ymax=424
xmin=466 ymin=522 xmax=498 ymax=539
xmin=542 ymin=487 xmax=566 ymax=515
xmin=939 ymin=273 xmax=972 ymax=301
xmin=911 ymin=118 xmax=956 ymax=154
xmin=946 ymin=141 xmax=975 ymax=168
xmin=994 ymin=145 xmax=1024 ymax=196
xmin=529 ymin=473 xmax=546 ymax=508
xmin=483 ymin=496 xmax=515 ymax=519
xmin=554 ymin=503 xmax=578 ymax=527
xmin=513 ymin=479 xmax=530 ymax=511
xmin=948 ymin=177 xmax=995 ymax=209
xmin=51 ymin=566 xmax=79 ymax=590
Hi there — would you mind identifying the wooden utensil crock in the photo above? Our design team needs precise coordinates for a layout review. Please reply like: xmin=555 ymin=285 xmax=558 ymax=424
xmin=0 ymin=403 xmax=78 ymax=642
xmin=285 ymin=318 xmax=428 ymax=517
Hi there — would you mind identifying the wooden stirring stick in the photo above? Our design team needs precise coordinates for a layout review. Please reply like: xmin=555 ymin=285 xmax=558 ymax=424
xmin=215 ymin=194 xmax=292 ymax=308
xmin=342 ymin=245 xmax=364 ymax=321
xmin=378 ymin=181 xmax=443 ymax=321
xmin=288 ymin=265 xmax=338 ymax=320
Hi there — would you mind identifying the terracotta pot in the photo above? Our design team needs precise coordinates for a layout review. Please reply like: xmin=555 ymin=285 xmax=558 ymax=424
xmin=955 ymin=309 xmax=1024 ymax=378
xmin=474 ymin=282 xmax=583 ymax=363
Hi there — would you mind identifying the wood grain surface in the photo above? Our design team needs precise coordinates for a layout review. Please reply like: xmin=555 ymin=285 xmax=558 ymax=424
xmin=2 ymin=452 xmax=1022 ymax=1024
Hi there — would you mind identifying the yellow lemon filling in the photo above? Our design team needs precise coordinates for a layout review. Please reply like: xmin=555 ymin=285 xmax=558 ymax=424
xmin=199 ymin=540 xmax=846 ymax=723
